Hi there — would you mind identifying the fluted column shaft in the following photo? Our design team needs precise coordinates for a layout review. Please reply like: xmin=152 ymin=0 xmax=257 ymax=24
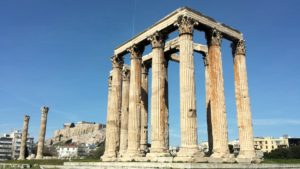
xmin=19 ymin=115 xmax=30 ymax=160
xmin=140 ymin=64 xmax=149 ymax=153
xmin=102 ymin=56 xmax=123 ymax=160
xmin=126 ymin=45 xmax=144 ymax=158
xmin=204 ymin=55 xmax=213 ymax=155
xmin=36 ymin=106 xmax=49 ymax=159
xmin=119 ymin=66 xmax=130 ymax=156
xmin=175 ymin=16 xmax=201 ymax=157
xmin=206 ymin=29 xmax=230 ymax=158
xmin=232 ymin=40 xmax=256 ymax=159
xmin=148 ymin=32 xmax=169 ymax=156
xmin=103 ymin=72 xmax=113 ymax=157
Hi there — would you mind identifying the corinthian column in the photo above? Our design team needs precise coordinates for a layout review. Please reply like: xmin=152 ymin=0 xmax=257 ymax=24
xmin=140 ymin=64 xmax=149 ymax=154
xmin=103 ymin=72 xmax=112 ymax=158
xmin=203 ymin=55 xmax=213 ymax=155
xmin=36 ymin=106 xmax=49 ymax=159
xmin=232 ymin=40 xmax=256 ymax=162
xmin=102 ymin=55 xmax=123 ymax=161
xmin=119 ymin=65 xmax=130 ymax=157
xmin=147 ymin=32 xmax=170 ymax=157
xmin=124 ymin=44 xmax=144 ymax=160
xmin=18 ymin=115 xmax=30 ymax=160
xmin=174 ymin=16 xmax=205 ymax=162
xmin=206 ymin=29 xmax=231 ymax=162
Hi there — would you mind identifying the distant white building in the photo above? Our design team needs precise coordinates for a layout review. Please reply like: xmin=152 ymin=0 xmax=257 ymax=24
xmin=57 ymin=143 xmax=94 ymax=159
xmin=58 ymin=145 xmax=79 ymax=159
xmin=0 ymin=130 xmax=34 ymax=161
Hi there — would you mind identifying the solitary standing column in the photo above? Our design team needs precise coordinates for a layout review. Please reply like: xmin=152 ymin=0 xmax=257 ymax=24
xmin=18 ymin=115 xmax=30 ymax=160
xmin=206 ymin=29 xmax=232 ymax=162
xmin=119 ymin=65 xmax=130 ymax=157
xmin=232 ymin=40 xmax=256 ymax=162
xmin=203 ymin=54 xmax=213 ymax=155
xmin=125 ymin=44 xmax=144 ymax=160
xmin=140 ymin=64 xmax=149 ymax=154
xmin=102 ymin=56 xmax=123 ymax=161
xmin=174 ymin=16 xmax=205 ymax=162
xmin=36 ymin=106 xmax=49 ymax=159
xmin=147 ymin=32 xmax=169 ymax=158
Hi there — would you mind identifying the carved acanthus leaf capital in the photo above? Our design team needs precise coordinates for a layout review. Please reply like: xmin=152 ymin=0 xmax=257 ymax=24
xmin=174 ymin=15 xmax=198 ymax=35
xmin=147 ymin=31 xmax=167 ymax=49
xmin=41 ymin=106 xmax=49 ymax=114
xmin=206 ymin=28 xmax=222 ymax=46
xmin=141 ymin=63 xmax=150 ymax=75
xmin=127 ymin=44 xmax=144 ymax=60
xmin=122 ymin=65 xmax=130 ymax=81
xmin=108 ymin=73 xmax=112 ymax=87
xmin=231 ymin=40 xmax=246 ymax=56
xmin=111 ymin=55 xmax=124 ymax=68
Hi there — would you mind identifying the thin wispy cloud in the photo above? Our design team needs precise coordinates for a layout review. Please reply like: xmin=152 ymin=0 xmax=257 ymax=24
xmin=253 ymin=119 xmax=300 ymax=126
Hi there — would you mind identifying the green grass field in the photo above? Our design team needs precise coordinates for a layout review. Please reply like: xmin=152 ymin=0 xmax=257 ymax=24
xmin=263 ymin=159 xmax=300 ymax=164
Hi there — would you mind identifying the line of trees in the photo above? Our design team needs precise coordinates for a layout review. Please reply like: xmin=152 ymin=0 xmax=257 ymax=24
xmin=264 ymin=146 xmax=300 ymax=159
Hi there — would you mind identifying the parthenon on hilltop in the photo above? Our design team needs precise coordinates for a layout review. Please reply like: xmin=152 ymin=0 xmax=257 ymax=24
xmin=102 ymin=7 xmax=258 ymax=163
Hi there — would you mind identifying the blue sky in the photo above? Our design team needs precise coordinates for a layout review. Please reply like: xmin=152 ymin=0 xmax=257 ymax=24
xmin=0 ymin=0 xmax=299 ymax=146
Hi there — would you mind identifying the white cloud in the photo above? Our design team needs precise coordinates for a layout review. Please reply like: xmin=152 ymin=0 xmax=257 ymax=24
xmin=253 ymin=118 xmax=300 ymax=126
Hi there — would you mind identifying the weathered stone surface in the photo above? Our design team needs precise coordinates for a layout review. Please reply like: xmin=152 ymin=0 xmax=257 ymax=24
xmin=36 ymin=106 xmax=49 ymax=159
xmin=206 ymin=29 xmax=230 ymax=159
xmin=174 ymin=15 xmax=204 ymax=161
xmin=140 ymin=64 xmax=149 ymax=154
xmin=41 ymin=162 xmax=300 ymax=169
xmin=18 ymin=115 xmax=30 ymax=160
xmin=102 ymin=55 xmax=124 ymax=161
xmin=232 ymin=40 xmax=256 ymax=160
xmin=119 ymin=65 xmax=130 ymax=157
xmin=147 ymin=31 xmax=169 ymax=157
xmin=48 ymin=121 xmax=105 ymax=145
xmin=124 ymin=44 xmax=144 ymax=159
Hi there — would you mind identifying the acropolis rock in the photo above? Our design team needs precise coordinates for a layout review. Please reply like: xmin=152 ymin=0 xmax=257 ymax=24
xmin=48 ymin=121 xmax=106 ymax=145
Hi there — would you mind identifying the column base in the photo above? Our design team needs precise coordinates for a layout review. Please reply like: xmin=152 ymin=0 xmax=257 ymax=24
xmin=120 ymin=150 xmax=144 ymax=162
xmin=236 ymin=150 xmax=261 ymax=164
xmin=35 ymin=155 xmax=43 ymax=160
xmin=208 ymin=152 xmax=235 ymax=163
xmin=173 ymin=146 xmax=206 ymax=163
xmin=101 ymin=152 xmax=117 ymax=162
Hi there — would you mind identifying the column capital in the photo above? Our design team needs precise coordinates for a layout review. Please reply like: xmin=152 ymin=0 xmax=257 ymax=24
xmin=141 ymin=63 xmax=150 ymax=75
xmin=122 ymin=65 xmax=130 ymax=81
xmin=231 ymin=40 xmax=246 ymax=56
xmin=127 ymin=44 xmax=144 ymax=60
xmin=108 ymin=72 xmax=113 ymax=87
xmin=174 ymin=15 xmax=198 ymax=35
xmin=41 ymin=106 xmax=49 ymax=114
xmin=111 ymin=55 xmax=124 ymax=68
xmin=202 ymin=54 xmax=209 ymax=67
xmin=206 ymin=28 xmax=222 ymax=47
xmin=148 ymin=31 xmax=167 ymax=49
xmin=24 ymin=115 xmax=30 ymax=121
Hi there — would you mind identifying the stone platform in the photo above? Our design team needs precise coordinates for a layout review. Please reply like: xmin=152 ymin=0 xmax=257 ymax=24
xmin=41 ymin=162 xmax=300 ymax=169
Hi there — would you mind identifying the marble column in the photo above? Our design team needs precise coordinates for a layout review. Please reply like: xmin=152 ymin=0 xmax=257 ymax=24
xmin=102 ymin=55 xmax=123 ymax=161
xmin=119 ymin=65 xmax=130 ymax=156
xmin=125 ymin=44 xmax=144 ymax=159
xmin=140 ymin=64 xmax=149 ymax=154
xmin=232 ymin=40 xmax=256 ymax=161
xmin=103 ymin=71 xmax=113 ymax=158
xmin=147 ymin=31 xmax=169 ymax=157
xmin=36 ymin=106 xmax=49 ymax=159
xmin=174 ymin=16 xmax=204 ymax=162
xmin=206 ymin=29 xmax=230 ymax=160
xmin=203 ymin=54 xmax=213 ymax=155
xmin=18 ymin=115 xmax=30 ymax=160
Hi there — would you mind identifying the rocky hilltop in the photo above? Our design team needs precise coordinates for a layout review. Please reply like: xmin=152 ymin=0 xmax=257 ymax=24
xmin=47 ymin=121 xmax=106 ymax=145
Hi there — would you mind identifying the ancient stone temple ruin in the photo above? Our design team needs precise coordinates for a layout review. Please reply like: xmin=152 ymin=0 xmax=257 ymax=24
xmin=102 ymin=7 xmax=257 ymax=163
